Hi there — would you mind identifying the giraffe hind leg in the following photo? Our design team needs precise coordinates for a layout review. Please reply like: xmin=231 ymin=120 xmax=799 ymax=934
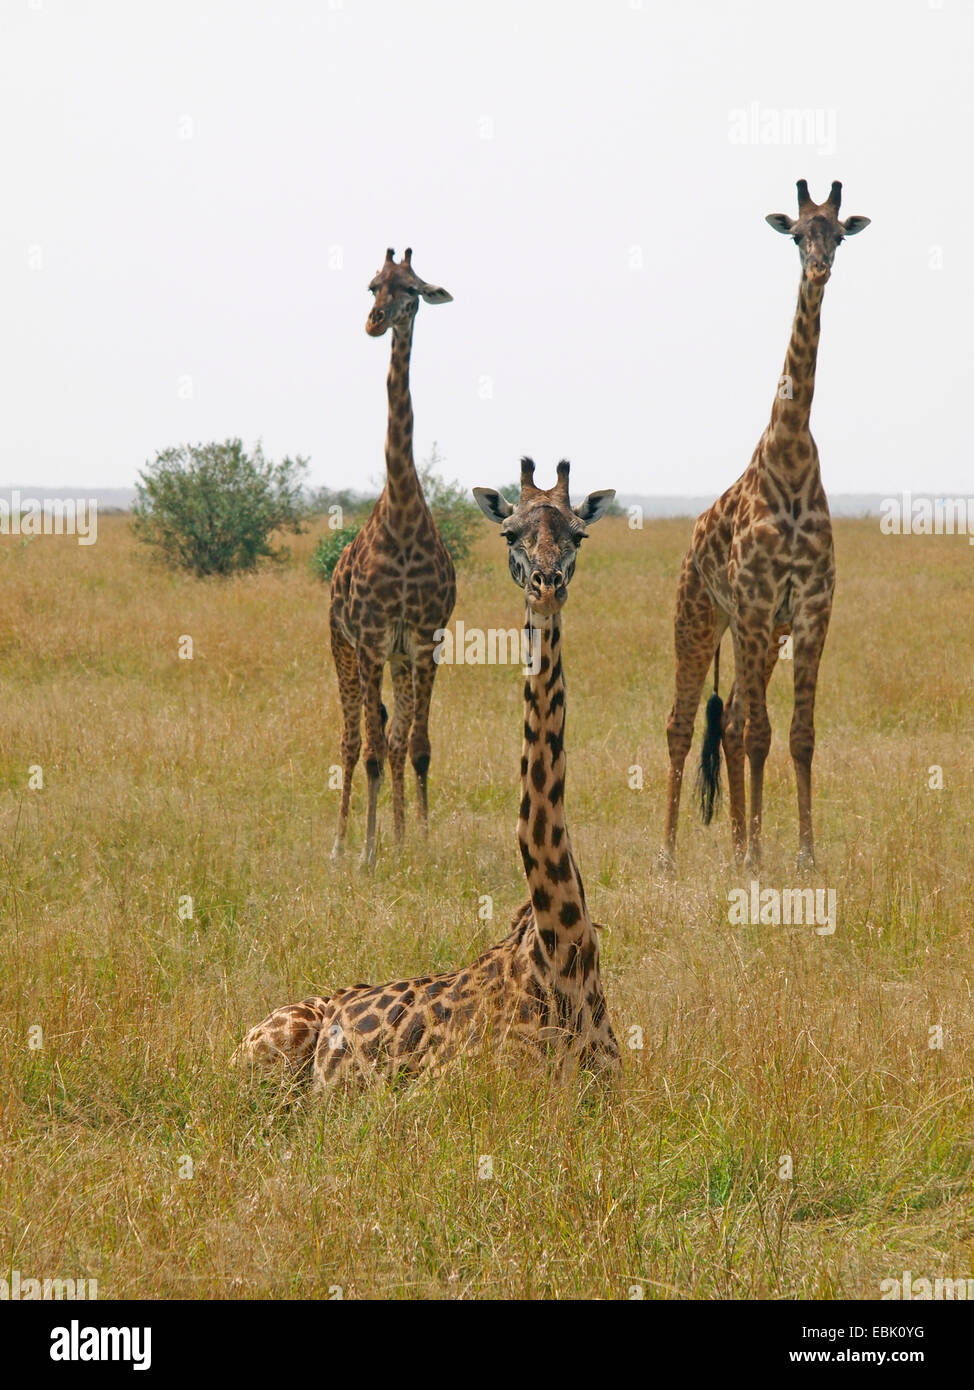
xmin=730 ymin=623 xmax=787 ymax=867
xmin=661 ymin=557 xmax=720 ymax=870
xmin=721 ymin=674 xmax=746 ymax=863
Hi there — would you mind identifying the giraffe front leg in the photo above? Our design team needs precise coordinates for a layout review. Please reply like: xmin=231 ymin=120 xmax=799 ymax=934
xmin=409 ymin=648 xmax=438 ymax=832
xmin=358 ymin=651 xmax=387 ymax=869
xmin=387 ymin=659 xmax=414 ymax=847
xmin=329 ymin=625 xmax=361 ymax=860
xmin=790 ymin=609 xmax=829 ymax=871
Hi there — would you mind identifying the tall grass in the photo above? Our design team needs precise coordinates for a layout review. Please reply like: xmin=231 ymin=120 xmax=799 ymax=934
xmin=0 ymin=516 xmax=971 ymax=1298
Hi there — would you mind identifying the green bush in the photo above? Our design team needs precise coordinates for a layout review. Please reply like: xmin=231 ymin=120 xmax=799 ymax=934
xmin=133 ymin=439 xmax=307 ymax=577
xmin=309 ymin=526 xmax=360 ymax=582
xmin=418 ymin=445 xmax=481 ymax=567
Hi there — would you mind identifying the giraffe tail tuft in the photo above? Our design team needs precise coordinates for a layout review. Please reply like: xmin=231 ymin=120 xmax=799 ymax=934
xmin=695 ymin=669 xmax=724 ymax=826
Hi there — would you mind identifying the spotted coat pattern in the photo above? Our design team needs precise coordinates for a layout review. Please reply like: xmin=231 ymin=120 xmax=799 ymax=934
xmin=238 ymin=468 xmax=620 ymax=1087
xmin=661 ymin=181 xmax=870 ymax=871
xmin=331 ymin=249 xmax=456 ymax=866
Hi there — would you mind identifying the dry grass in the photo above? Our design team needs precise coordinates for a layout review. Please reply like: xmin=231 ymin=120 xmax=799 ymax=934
xmin=1 ymin=514 xmax=972 ymax=1299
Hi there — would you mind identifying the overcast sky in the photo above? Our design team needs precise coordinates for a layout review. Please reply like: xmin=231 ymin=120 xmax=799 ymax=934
xmin=2 ymin=0 xmax=971 ymax=500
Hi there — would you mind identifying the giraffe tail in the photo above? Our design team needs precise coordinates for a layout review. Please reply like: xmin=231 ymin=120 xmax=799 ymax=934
xmin=695 ymin=645 xmax=723 ymax=825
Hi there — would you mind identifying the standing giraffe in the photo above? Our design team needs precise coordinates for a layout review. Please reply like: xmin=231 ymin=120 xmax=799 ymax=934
xmin=661 ymin=180 xmax=870 ymax=872
xmin=237 ymin=460 xmax=619 ymax=1086
xmin=330 ymin=248 xmax=456 ymax=866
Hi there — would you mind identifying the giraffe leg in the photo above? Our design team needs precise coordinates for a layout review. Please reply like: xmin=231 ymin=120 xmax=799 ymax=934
xmin=720 ymin=673 xmax=745 ymax=863
xmin=330 ymin=625 xmax=361 ymax=860
xmin=408 ymin=647 xmax=438 ymax=832
xmin=661 ymin=557 xmax=720 ymax=870
xmin=387 ymin=658 xmax=414 ymax=847
xmin=723 ymin=622 xmax=788 ymax=866
xmin=790 ymin=610 xmax=829 ymax=870
xmin=728 ymin=617 xmax=772 ymax=872
xmin=358 ymin=651 xmax=387 ymax=869
xmin=736 ymin=616 xmax=774 ymax=872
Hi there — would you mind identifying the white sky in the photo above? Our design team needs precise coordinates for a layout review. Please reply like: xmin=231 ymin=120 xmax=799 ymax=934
xmin=1 ymin=0 xmax=971 ymax=499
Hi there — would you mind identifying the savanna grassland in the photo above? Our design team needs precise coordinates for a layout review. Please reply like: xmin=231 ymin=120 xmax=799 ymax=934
xmin=1 ymin=513 xmax=972 ymax=1300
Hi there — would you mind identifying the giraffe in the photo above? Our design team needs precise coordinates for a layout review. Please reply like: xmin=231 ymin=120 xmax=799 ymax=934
xmin=236 ymin=460 xmax=620 ymax=1087
xmin=330 ymin=248 xmax=457 ymax=867
xmin=660 ymin=180 xmax=870 ymax=873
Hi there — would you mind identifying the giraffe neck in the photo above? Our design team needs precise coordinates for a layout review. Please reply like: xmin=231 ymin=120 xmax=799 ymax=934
xmin=518 ymin=613 xmax=595 ymax=974
xmin=767 ymin=276 xmax=825 ymax=453
xmin=381 ymin=315 xmax=428 ymax=529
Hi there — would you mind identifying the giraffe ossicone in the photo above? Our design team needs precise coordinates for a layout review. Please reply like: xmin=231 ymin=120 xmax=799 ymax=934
xmin=236 ymin=461 xmax=620 ymax=1088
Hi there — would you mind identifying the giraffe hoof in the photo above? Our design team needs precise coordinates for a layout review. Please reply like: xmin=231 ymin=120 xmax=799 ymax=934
xmin=330 ymin=841 xmax=345 ymax=862
xmin=796 ymin=849 xmax=816 ymax=874
xmin=743 ymin=851 xmax=761 ymax=874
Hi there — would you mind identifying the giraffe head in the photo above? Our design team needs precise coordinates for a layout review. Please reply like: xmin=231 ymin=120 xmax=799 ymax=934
xmin=766 ymin=180 xmax=870 ymax=286
xmin=473 ymin=459 xmax=615 ymax=616
xmin=365 ymin=247 xmax=452 ymax=336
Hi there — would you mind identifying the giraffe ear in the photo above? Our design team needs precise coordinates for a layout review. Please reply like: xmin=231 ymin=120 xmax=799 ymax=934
xmin=472 ymin=487 xmax=513 ymax=523
xmin=765 ymin=213 xmax=796 ymax=235
xmin=574 ymin=489 xmax=615 ymax=525
xmin=840 ymin=215 xmax=871 ymax=237
xmin=417 ymin=281 xmax=453 ymax=304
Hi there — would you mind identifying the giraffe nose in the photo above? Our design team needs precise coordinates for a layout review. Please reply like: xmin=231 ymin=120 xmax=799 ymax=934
xmin=529 ymin=568 xmax=564 ymax=593
xmin=366 ymin=308 xmax=387 ymax=335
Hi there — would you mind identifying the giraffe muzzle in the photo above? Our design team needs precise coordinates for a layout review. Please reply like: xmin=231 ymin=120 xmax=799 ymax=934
xmin=366 ymin=309 xmax=389 ymax=336
xmin=527 ymin=570 xmax=566 ymax=614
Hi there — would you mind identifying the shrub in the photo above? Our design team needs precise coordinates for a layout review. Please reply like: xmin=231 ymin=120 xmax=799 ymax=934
xmin=417 ymin=445 xmax=482 ymax=567
xmin=133 ymin=439 xmax=307 ymax=577
xmin=309 ymin=526 xmax=360 ymax=582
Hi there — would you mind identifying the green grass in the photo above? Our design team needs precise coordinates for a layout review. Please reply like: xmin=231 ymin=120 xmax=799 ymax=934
xmin=0 ymin=515 xmax=972 ymax=1298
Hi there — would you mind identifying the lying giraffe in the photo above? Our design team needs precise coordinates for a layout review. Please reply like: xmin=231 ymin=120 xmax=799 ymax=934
xmin=330 ymin=248 xmax=456 ymax=867
xmin=661 ymin=180 xmax=870 ymax=872
xmin=237 ymin=460 xmax=619 ymax=1086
